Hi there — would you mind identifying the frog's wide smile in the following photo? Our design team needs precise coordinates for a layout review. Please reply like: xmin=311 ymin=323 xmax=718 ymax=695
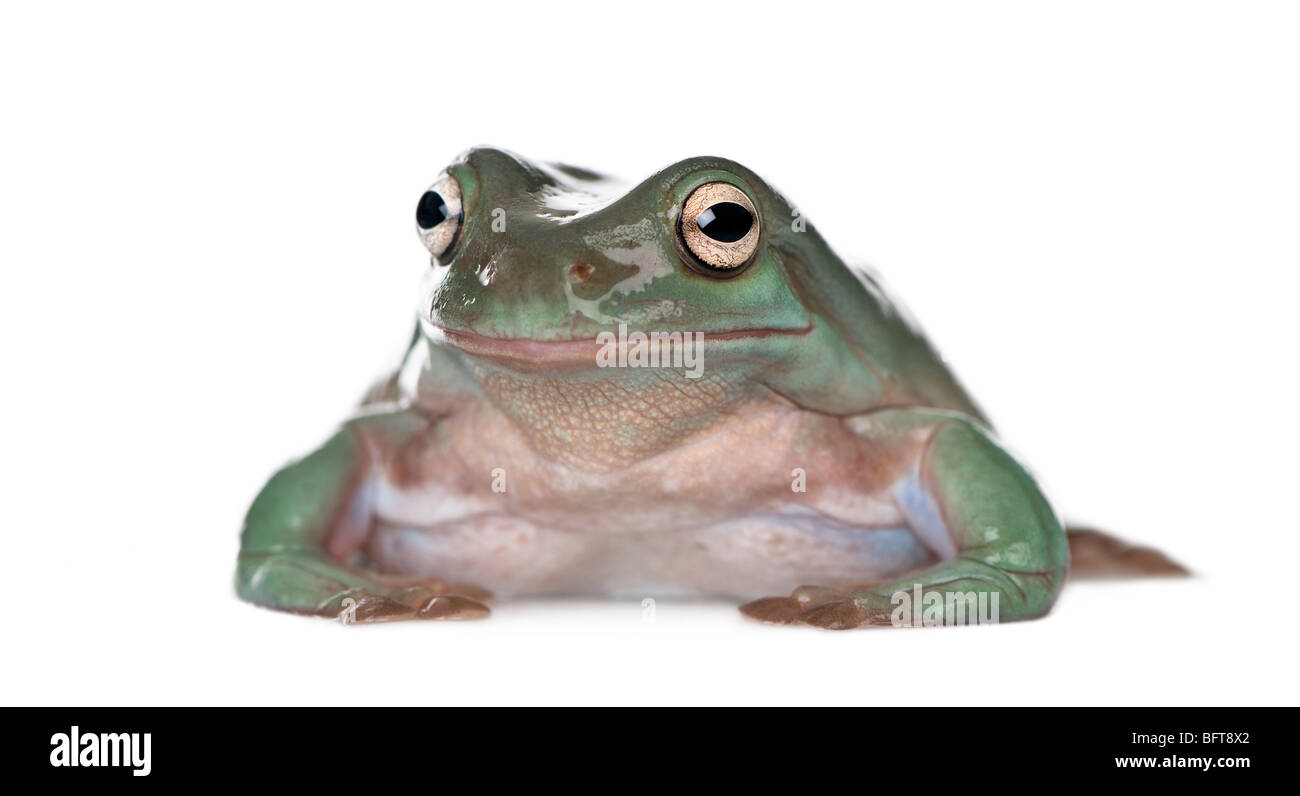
xmin=431 ymin=323 xmax=814 ymax=367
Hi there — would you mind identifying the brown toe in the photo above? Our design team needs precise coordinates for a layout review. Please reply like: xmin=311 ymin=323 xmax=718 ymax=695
xmin=797 ymin=599 xmax=866 ymax=630
xmin=319 ymin=588 xmax=416 ymax=623
xmin=415 ymin=595 xmax=492 ymax=621
xmin=739 ymin=597 xmax=804 ymax=624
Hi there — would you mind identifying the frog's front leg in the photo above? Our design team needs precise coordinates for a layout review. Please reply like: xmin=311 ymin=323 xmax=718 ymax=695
xmin=235 ymin=409 xmax=491 ymax=623
xmin=742 ymin=413 xmax=1069 ymax=629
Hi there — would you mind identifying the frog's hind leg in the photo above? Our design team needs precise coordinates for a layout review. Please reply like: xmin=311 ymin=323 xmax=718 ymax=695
xmin=236 ymin=414 xmax=491 ymax=623
xmin=1065 ymin=526 xmax=1189 ymax=578
xmin=742 ymin=415 xmax=1070 ymax=630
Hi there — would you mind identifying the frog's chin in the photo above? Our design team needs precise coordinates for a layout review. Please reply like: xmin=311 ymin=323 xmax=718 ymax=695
xmin=428 ymin=323 xmax=813 ymax=372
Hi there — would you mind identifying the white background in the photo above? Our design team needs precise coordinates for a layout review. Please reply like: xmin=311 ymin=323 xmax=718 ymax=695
xmin=2 ymin=1 xmax=1297 ymax=706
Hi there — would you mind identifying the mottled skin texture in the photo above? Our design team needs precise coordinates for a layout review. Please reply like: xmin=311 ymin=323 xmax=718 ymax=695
xmin=237 ymin=147 xmax=1075 ymax=627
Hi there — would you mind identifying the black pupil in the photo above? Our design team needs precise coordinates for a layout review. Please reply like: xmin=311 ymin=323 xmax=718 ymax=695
xmin=416 ymin=190 xmax=450 ymax=229
xmin=695 ymin=202 xmax=753 ymax=243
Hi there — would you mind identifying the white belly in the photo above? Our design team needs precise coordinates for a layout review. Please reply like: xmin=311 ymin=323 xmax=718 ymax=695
xmin=364 ymin=505 xmax=934 ymax=599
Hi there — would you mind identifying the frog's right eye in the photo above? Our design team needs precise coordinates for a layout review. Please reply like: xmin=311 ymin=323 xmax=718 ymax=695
xmin=415 ymin=173 xmax=463 ymax=262
xmin=676 ymin=181 xmax=760 ymax=276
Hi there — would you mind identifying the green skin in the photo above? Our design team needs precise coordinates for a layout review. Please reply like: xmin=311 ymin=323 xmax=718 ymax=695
xmin=237 ymin=148 xmax=1068 ymax=628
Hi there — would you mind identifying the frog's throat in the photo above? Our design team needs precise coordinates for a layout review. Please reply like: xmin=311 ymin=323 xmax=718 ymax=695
xmin=431 ymin=324 xmax=814 ymax=370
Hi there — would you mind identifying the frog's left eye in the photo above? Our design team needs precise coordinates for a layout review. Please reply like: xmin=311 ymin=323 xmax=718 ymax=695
xmin=676 ymin=182 xmax=760 ymax=276
xmin=415 ymin=173 xmax=463 ymax=262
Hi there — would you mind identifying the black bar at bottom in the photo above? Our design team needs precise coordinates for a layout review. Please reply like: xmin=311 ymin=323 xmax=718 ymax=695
xmin=4 ymin=706 xmax=1287 ymax=783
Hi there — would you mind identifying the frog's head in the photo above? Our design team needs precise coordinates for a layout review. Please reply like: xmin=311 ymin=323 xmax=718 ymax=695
xmin=416 ymin=147 xmax=974 ymax=421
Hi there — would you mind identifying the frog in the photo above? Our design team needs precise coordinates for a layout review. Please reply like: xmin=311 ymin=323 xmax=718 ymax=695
xmin=236 ymin=147 xmax=1184 ymax=628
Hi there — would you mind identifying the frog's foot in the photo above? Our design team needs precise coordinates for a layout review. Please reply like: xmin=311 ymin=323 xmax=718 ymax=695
xmin=368 ymin=572 xmax=494 ymax=620
xmin=1065 ymin=527 xmax=1190 ymax=578
xmin=320 ymin=585 xmax=493 ymax=623
xmin=237 ymin=552 xmax=492 ymax=623
xmin=740 ymin=585 xmax=894 ymax=630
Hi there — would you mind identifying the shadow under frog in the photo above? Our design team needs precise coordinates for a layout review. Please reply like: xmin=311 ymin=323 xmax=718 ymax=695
xmin=236 ymin=147 xmax=1185 ymax=628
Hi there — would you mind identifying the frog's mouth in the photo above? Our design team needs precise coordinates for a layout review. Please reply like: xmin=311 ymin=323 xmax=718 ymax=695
xmin=432 ymin=324 xmax=813 ymax=369
xmin=436 ymin=327 xmax=607 ymax=366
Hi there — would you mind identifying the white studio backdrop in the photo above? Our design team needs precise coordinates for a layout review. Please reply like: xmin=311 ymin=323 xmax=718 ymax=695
xmin=1 ymin=1 xmax=1297 ymax=705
